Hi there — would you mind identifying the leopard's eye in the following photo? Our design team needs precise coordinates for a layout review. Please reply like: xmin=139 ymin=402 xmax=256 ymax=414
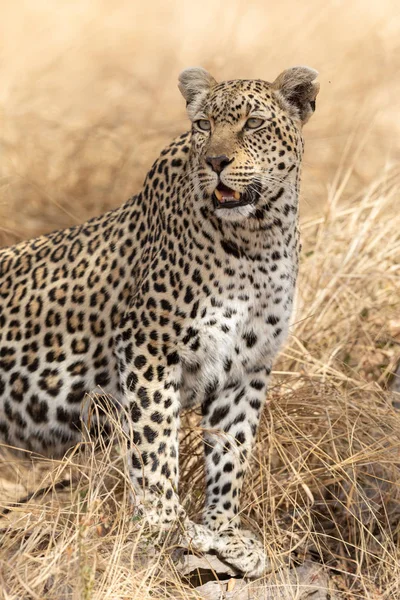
xmin=195 ymin=119 xmax=211 ymax=132
xmin=245 ymin=117 xmax=265 ymax=130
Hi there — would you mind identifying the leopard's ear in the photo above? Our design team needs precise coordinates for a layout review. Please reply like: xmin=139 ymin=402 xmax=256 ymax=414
xmin=178 ymin=67 xmax=217 ymax=105
xmin=272 ymin=66 xmax=319 ymax=125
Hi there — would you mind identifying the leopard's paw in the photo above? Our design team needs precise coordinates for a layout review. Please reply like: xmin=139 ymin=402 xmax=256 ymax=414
xmin=183 ymin=520 xmax=216 ymax=553
xmin=213 ymin=528 xmax=270 ymax=578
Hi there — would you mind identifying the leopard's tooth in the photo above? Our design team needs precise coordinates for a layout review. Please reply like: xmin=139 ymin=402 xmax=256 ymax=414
xmin=233 ymin=191 xmax=241 ymax=200
xmin=215 ymin=188 xmax=223 ymax=201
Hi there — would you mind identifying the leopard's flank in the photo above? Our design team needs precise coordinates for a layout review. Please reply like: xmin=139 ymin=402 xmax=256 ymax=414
xmin=0 ymin=66 xmax=319 ymax=577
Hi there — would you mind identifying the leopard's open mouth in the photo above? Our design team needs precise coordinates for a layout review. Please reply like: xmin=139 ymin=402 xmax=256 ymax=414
xmin=212 ymin=182 xmax=254 ymax=209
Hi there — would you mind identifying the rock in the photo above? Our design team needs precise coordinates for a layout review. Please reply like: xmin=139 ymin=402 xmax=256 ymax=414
xmin=177 ymin=552 xmax=237 ymax=578
xmin=176 ymin=553 xmax=335 ymax=599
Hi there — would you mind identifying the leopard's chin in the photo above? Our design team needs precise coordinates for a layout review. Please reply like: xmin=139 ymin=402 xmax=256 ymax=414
xmin=213 ymin=202 xmax=256 ymax=223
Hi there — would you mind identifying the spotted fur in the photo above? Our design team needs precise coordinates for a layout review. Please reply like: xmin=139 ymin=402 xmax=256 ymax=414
xmin=0 ymin=66 xmax=319 ymax=577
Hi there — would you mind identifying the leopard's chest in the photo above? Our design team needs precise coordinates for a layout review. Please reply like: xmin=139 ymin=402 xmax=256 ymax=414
xmin=179 ymin=260 xmax=296 ymax=408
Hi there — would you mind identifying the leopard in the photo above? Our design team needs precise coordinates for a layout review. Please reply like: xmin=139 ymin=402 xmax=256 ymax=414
xmin=0 ymin=65 xmax=319 ymax=577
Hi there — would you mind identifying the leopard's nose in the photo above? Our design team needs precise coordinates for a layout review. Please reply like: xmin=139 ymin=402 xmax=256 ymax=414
xmin=205 ymin=155 xmax=233 ymax=174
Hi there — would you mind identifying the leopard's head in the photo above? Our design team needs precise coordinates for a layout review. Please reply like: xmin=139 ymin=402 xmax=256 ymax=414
xmin=179 ymin=66 xmax=319 ymax=226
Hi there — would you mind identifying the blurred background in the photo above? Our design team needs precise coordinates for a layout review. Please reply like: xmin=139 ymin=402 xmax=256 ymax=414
xmin=1 ymin=0 xmax=399 ymax=246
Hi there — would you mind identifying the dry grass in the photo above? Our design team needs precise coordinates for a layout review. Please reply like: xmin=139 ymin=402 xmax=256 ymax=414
xmin=1 ymin=1 xmax=400 ymax=598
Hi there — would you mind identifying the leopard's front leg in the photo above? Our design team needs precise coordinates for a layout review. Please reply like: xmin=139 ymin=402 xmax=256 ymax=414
xmin=124 ymin=366 xmax=183 ymax=528
xmin=201 ymin=365 xmax=272 ymax=577
xmin=118 ymin=343 xmax=215 ymax=551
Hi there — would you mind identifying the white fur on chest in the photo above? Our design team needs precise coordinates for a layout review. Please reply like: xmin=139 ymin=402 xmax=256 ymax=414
xmin=179 ymin=262 xmax=295 ymax=408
